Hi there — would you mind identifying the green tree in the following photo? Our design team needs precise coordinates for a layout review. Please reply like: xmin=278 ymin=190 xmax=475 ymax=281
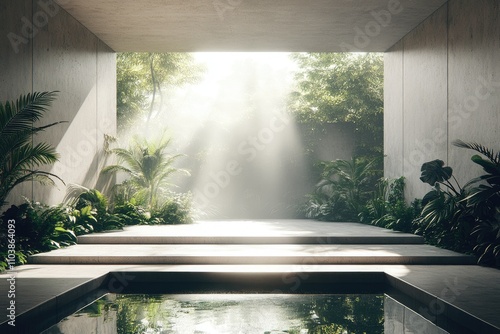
xmin=0 ymin=92 xmax=64 ymax=206
xmin=117 ymin=52 xmax=204 ymax=132
xmin=101 ymin=135 xmax=188 ymax=210
xmin=289 ymin=53 xmax=384 ymax=156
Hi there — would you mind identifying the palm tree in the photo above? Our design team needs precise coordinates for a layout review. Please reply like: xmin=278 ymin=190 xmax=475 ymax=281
xmin=0 ymin=92 xmax=64 ymax=206
xmin=101 ymin=135 xmax=187 ymax=209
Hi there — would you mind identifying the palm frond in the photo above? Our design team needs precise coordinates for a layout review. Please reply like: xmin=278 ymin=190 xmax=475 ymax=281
xmin=0 ymin=92 xmax=58 ymax=136
xmin=108 ymin=147 xmax=143 ymax=173
xmin=453 ymin=140 xmax=500 ymax=164
xmin=63 ymin=183 xmax=91 ymax=205
xmin=5 ymin=143 xmax=59 ymax=172
xmin=0 ymin=92 xmax=64 ymax=205
xmin=10 ymin=170 xmax=64 ymax=189
xmin=101 ymin=164 xmax=134 ymax=176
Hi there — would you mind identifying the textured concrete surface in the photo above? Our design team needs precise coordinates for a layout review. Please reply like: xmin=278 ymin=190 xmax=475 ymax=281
xmin=447 ymin=0 xmax=500 ymax=187
xmin=384 ymin=40 xmax=404 ymax=179
xmin=54 ymin=0 xmax=448 ymax=52
xmin=0 ymin=0 xmax=35 ymax=204
xmin=0 ymin=0 xmax=116 ymax=207
xmin=402 ymin=3 xmax=448 ymax=200
xmin=384 ymin=0 xmax=500 ymax=200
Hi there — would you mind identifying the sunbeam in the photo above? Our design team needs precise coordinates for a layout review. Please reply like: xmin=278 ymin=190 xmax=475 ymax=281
xmin=145 ymin=52 xmax=311 ymax=218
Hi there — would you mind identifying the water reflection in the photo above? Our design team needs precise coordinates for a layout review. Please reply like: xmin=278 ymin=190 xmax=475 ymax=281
xmin=42 ymin=294 xmax=383 ymax=334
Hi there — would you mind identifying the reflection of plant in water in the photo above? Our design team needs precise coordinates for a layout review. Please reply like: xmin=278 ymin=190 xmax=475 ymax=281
xmin=49 ymin=294 xmax=384 ymax=334
xmin=298 ymin=295 xmax=384 ymax=334
xmin=115 ymin=295 xmax=168 ymax=334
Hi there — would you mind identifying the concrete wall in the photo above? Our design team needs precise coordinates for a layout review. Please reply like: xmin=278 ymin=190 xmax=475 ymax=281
xmin=0 ymin=0 xmax=116 ymax=206
xmin=384 ymin=0 xmax=500 ymax=200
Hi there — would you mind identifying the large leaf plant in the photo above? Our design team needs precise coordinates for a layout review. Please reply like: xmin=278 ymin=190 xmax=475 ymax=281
xmin=0 ymin=92 xmax=64 ymax=206
xmin=416 ymin=141 xmax=500 ymax=267
xmin=454 ymin=140 xmax=500 ymax=267
xmin=414 ymin=159 xmax=473 ymax=253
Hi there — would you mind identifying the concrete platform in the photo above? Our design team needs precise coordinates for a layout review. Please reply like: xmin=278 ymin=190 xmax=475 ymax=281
xmin=29 ymin=244 xmax=475 ymax=265
xmin=77 ymin=220 xmax=425 ymax=244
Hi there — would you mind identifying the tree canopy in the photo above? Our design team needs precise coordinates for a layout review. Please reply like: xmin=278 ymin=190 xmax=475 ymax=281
xmin=289 ymin=53 xmax=384 ymax=156
xmin=116 ymin=52 xmax=204 ymax=132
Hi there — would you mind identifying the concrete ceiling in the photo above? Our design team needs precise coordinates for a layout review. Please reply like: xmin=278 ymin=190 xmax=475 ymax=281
xmin=55 ymin=0 xmax=448 ymax=52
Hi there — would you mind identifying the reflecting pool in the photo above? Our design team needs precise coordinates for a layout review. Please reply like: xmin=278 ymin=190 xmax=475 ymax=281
xmin=41 ymin=294 xmax=384 ymax=334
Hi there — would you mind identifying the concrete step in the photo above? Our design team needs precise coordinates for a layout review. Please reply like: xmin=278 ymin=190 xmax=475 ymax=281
xmin=76 ymin=221 xmax=425 ymax=245
xmin=29 ymin=244 xmax=475 ymax=265
xmin=77 ymin=235 xmax=424 ymax=244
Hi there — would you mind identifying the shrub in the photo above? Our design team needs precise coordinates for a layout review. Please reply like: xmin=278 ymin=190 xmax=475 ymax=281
xmin=360 ymin=177 xmax=420 ymax=233
xmin=150 ymin=192 xmax=194 ymax=225
xmin=113 ymin=201 xmax=151 ymax=226
xmin=0 ymin=200 xmax=77 ymax=270
xmin=66 ymin=186 xmax=124 ymax=233
xmin=414 ymin=141 xmax=500 ymax=267
xmin=304 ymin=156 xmax=381 ymax=221
xmin=454 ymin=141 xmax=500 ymax=267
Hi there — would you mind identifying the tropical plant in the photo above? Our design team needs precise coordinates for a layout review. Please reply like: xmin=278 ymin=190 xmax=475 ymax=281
xmin=150 ymin=192 xmax=194 ymax=225
xmin=360 ymin=177 xmax=421 ymax=233
xmin=65 ymin=185 xmax=124 ymax=233
xmin=112 ymin=200 xmax=151 ymax=226
xmin=304 ymin=157 xmax=381 ymax=221
xmin=102 ymin=135 xmax=189 ymax=210
xmin=454 ymin=140 xmax=500 ymax=266
xmin=0 ymin=250 xmax=27 ymax=272
xmin=0 ymin=91 xmax=64 ymax=206
xmin=0 ymin=200 xmax=77 ymax=254
xmin=413 ymin=159 xmax=473 ymax=253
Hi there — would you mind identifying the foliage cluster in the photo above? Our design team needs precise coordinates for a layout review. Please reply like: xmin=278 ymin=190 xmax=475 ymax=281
xmin=303 ymin=157 xmax=382 ymax=221
xmin=307 ymin=140 xmax=500 ymax=268
xmin=289 ymin=53 xmax=384 ymax=157
xmin=102 ymin=135 xmax=189 ymax=210
xmin=0 ymin=188 xmax=123 ymax=270
xmin=414 ymin=141 xmax=500 ymax=267
xmin=360 ymin=177 xmax=421 ymax=233
xmin=0 ymin=186 xmax=194 ymax=271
